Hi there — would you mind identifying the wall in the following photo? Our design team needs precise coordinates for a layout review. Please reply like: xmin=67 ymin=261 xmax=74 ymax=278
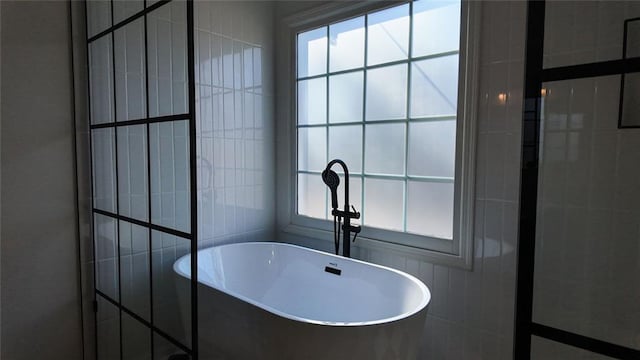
xmin=533 ymin=1 xmax=640 ymax=356
xmin=275 ymin=1 xmax=526 ymax=358
xmin=194 ymin=0 xmax=277 ymax=248
xmin=0 ymin=1 xmax=83 ymax=359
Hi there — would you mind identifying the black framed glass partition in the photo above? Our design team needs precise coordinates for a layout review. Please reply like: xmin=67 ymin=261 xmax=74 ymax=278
xmin=516 ymin=1 xmax=640 ymax=359
xmin=86 ymin=0 xmax=197 ymax=358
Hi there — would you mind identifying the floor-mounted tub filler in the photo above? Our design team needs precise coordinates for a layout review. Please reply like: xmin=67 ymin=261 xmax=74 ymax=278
xmin=173 ymin=242 xmax=431 ymax=359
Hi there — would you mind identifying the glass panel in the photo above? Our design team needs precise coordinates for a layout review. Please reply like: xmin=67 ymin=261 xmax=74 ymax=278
xmin=542 ymin=2 xmax=640 ymax=68
xmin=298 ymin=127 xmax=326 ymax=172
xmin=119 ymin=221 xmax=150 ymax=321
xmin=366 ymin=64 xmax=408 ymax=121
xmin=87 ymin=0 xmax=111 ymax=39
xmin=115 ymin=18 xmax=147 ymax=122
xmin=297 ymin=27 xmax=327 ymax=78
xmin=297 ymin=77 xmax=327 ymax=125
xmin=367 ymin=4 xmax=410 ymax=66
xmin=410 ymin=55 xmax=459 ymax=118
xmin=152 ymin=231 xmax=191 ymax=347
xmin=96 ymin=295 xmax=120 ymax=360
xmin=531 ymin=336 xmax=617 ymax=360
xmin=113 ymin=0 xmax=144 ymax=25
xmin=117 ymin=125 xmax=148 ymax=221
xmin=620 ymin=73 xmax=640 ymax=127
xmin=364 ymin=123 xmax=405 ymax=175
xmin=329 ymin=17 xmax=365 ymax=72
xmin=298 ymin=173 xmax=327 ymax=219
xmin=329 ymin=125 xmax=362 ymax=174
xmin=535 ymin=76 xmax=640 ymax=351
xmin=627 ymin=20 xmax=640 ymax=58
xmin=408 ymin=120 xmax=456 ymax=178
xmin=148 ymin=1 xmax=188 ymax=117
xmin=329 ymin=72 xmax=364 ymax=124
xmin=122 ymin=313 xmax=151 ymax=360
xmin=95 ymin=214 xmax=119 ymax=300
xmin=406 ymin=181 xmax=454 ymax=239
xmin=150 ymin=121 xmax=191 ymax=233
xmin=412 ymin=0 xmax=461 ymax=57
xmin=154 ymin=333 xmax=190 ymax=359
xmin=89 ymin=35 xmax=114 ymax=125
xmin=364 ymin=178 xmax=404 ymax=231
xmin=92 ymin=128 xmax=117 ymax=212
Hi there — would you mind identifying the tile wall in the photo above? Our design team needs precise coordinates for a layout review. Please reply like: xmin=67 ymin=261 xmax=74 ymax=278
xmin=194 ymin=1 xmax=276 ymax=248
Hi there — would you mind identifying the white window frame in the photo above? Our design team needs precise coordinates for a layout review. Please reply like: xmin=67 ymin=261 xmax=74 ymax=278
xmin=276 ymin=0 xmax=480 ymax=269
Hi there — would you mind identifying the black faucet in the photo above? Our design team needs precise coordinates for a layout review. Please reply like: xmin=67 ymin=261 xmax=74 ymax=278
xmin=322 ymin=159 xmax=361 ymax=258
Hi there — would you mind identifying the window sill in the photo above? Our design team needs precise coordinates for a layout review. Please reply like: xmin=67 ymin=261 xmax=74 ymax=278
xmin=282 ymin=223 xmax=473 ymax=270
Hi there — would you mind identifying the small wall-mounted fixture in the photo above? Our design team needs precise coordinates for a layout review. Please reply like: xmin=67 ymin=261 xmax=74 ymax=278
xmin=497 ymin=92 xmax=507 ymax=104
xmin=618 ymin=17 xmax=640 ymax=128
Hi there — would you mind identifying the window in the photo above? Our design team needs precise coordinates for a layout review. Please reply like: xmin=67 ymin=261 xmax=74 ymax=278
xmin=286 ymin=0 xmax=477 ymax=267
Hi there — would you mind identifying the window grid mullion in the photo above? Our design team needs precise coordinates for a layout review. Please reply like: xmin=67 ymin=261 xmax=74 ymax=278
xmin=325 ymin=25 xmax=330 ymax=220
xmin=295 ymin=50 xmax=459 ymax=82
xmin=361 ymin=12 xmax=369 ymax=226
xmin=403 ymin=1 xmax=414 ymax=233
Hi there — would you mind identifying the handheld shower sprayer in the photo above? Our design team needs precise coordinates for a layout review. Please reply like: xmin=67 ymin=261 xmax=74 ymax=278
xmin=321 ymin=169 xmax=340 ymax=210
xmin=322 ymin=159 xmax=361 ymax=258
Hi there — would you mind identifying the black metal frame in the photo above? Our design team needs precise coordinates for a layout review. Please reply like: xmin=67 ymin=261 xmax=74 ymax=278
xmin=618 ymin=17 xmax=640 ymax=129
xmin=515 ymin=1 xmax=640 ymax=359
xmin=85 ymin=0 xmax=198 ymax=358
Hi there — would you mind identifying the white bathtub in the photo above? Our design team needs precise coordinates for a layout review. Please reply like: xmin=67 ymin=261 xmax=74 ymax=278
xmin=173 ymin=242 xmax=430 ymax=359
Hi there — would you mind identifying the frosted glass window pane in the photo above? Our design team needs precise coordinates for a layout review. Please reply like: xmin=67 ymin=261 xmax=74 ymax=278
xmin=331 ymin=176 xmax=362 ymax=221
xmin=407 ymin=181 xmax=453 ymax=239
xmin=87 ymin=0 xmax=111 ymax=38
xmin=113 ymin=0 xmax=144 ymax=24
xmin=119 ymin=221 xmax=150 ymax=321
xmin=148 ymin=2 xmax=188 ymax=117
xmin=118 ymin=125 xmax=149 ymax=221
xmin=298 ymin=27 xmax=327 ymax=78
xmin=94 ymin=214 xmax=119 ymax=300
xmin=329 ymin=72 xmax=364 ymax=123
xmin=150 ymin=121 xmax=190 ymax=233
xmin=329 ymin=126 xmax=362 ymax=173
xmin=298 ymin=78 xmax=327 ymax=125
xmin=367 ymin=4 xmax=410 ymax=66
xmin=298 ymin=127 xmax=327 ymax=172
xmin=122 ymin=313 xmax=152 ymax=360
xmin=96 ymin=296 xmax=120 ymax=360
xmin=152 ymin=231 xmax=191 ymax=347
xmin=366 ymin=64 xmax=408 ymax=120
xmin=329 ymin=17 xmax=365 ymax=72
xmin=115 ymin=18 xmax=147 ymax=121
xmin=89 ymin=35 xmax=114 ymax=125
xmin=298 ymin=173 xmax=327 ymax=219
xmin=408 ymin=121 xmax=456 ymax=178
xmin=410 ymin=56 xmax=459 ymax=117
xmin=412 ymin=0 xmax=461 ymax=57
xmin=92 ymin=128 xmax=117 ymax=212
xmin=364 ymin=178 xmax=404 ymax=231
xmin=364 ymin=123 xmax=406 ymax=175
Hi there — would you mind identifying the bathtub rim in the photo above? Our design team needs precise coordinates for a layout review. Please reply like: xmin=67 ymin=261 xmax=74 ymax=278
xmin=173 ymin=241 xmax=431 ymax=327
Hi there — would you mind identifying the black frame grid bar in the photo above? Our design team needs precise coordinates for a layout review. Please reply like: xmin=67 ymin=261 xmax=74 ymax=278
xmin=85 ymin=0 xmax=198 ymax=358
xmin=515 ymin=1 xmax=640 ymax=359
xmin=618 ymin=17 xmax=640 ymax=129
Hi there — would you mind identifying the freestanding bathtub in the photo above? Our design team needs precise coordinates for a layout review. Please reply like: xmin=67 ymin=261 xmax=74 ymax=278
xmin=173 ymin=242 xmax=430 ymax=360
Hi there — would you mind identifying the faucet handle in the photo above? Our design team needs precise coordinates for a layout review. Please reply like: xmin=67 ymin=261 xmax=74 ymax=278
xmin=350 ymin=205 xmax=361 ymax=219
